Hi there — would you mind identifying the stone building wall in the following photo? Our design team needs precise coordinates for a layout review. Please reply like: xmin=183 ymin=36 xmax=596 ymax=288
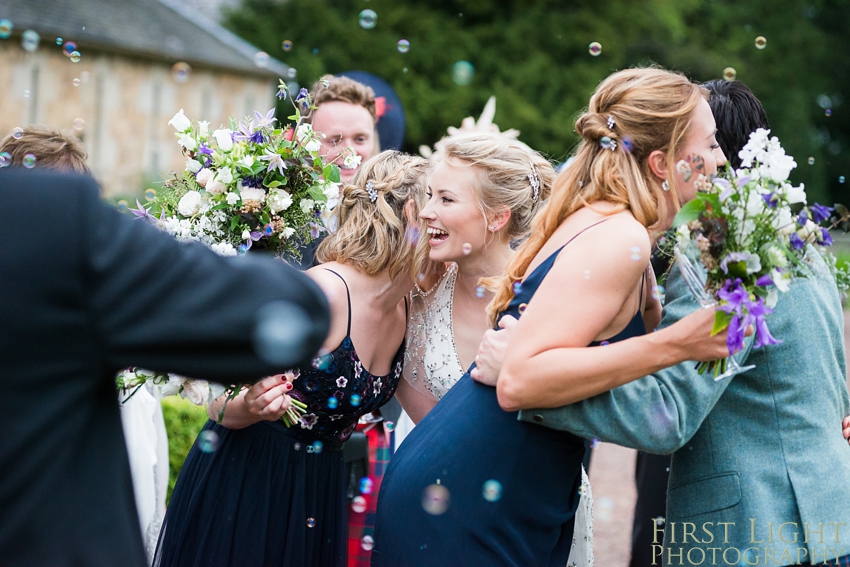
xmin=0 ymin=43 xmax=276 ymax=197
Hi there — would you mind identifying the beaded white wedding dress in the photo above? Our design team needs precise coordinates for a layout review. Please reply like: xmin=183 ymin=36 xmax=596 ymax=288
xmin=403 ymin=263 xmax=594 ymax=566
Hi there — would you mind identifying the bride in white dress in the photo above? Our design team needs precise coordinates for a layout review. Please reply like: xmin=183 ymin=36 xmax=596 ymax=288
xmin=393 ymin=132 xmax=594 ymax=566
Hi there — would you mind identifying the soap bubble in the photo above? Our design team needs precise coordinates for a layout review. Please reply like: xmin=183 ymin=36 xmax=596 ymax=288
xmin=21 ymin=30 xmax=40 ymax=52
xmin=72 ymin=78 xmax=81 ymax=87
xmin=754 ymin=36 xmax=767 ymax=49
xmin=0 ymin=152 xmax=12 ymax=167
xmin=306 ymin=517 xmax=316 ymax=528
xmin=350 ymin=394 xmax=361 ymax=407
xmin=385 ymin=420 xmax=395 ymax=432
xmin=475 ymin=286 xmax=485 ymax=298
xmin=282 ymin=39 xmax=293 ymax=51
xmin=652 ymin=285 xmax=666 ymax=301
xmin=172 ymin=62 xmax=192 ymax=84
xmin=144 ymin=188 xmax=157 ymax=201
xmin=286 ymin=67 xmax=297 ymax=79
xmin=361 ymin=535 xmax=374 ymax=551
xmin=12 ymin=127 xmax=24 ymax=139
xmin=422 ymin=484 xmax=450 ymax=515
xmin=462 ymin=242 xmax=472 ymax=255
xmin=56 ymin=37 xmax=63 ymax=45
xmin=0 ymin=19 xmax=12 ymax=39
xmin=590 ymin=438 xmax=600 ymax=449
xmin=482 ymin=480 xmax=502 ymax=502
xmin=23 ymin=90 xmax=30 ymax=98
xmin=198 ymin=430 xmax=219 ymax=453
xmin=351 ymin=495 xmax=368 ymax=513
xmin=327 ymin=397 xmax=339 ymax=409
xmin=839 ymin=176 xmax=846 ymax=184
xmin=518 ymin=303 xmax=527 ymax=314
xmin=451 ymin=61 xmax=475 ymax=86
xmin=116 ymin=199 xmax=128 ymax=212
xmin=359 ymin=9 xmax=378 ymax=29
xmin=63 ymin=41 xmax=77 ymax=56
xmin=588 ymin=42 xmax=602 ymax=56
xmin=397 ymin=39 xmax=410 ymax=53
xmin=22 ymin=154 xmax=36 ymax=169
xmin=808 ymin=157 xmax=815 ymax=165
xmin=254 ymin=51 xmax=269 ymax=68
xmin=73 ymin=118 xmax=85 ymax=130
xmin=825 ymin=109 xmax=832 ymax=117
xmin=512 ymin=282 xmax=522 ymax=294
xmin=312 ymin=441 xmax=323 ymax=454
xmin=723 ymin=67 xmax=737 ymax=81
xmin=629 ymin=246 xmax=642 ymax=261
xmin=70 ymin=51 xmax=81 ymax=63
xmin=359 ymin=477 xmax=374 ymax=494
xmin=583 ymin=270 xmax=591 ymax=280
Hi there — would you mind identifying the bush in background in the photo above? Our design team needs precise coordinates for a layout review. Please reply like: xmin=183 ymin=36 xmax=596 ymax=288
xmin=161 ymin=396 xmax=209 ymax=503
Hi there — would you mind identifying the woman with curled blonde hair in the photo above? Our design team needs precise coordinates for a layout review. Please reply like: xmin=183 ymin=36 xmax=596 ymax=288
xmin=155 ymin=150 xmax=428 ymax=567
xmin=395 ymin=132 xmax=552 ymax=424
xmin=373 ymin=67 xmax=741 ymax=567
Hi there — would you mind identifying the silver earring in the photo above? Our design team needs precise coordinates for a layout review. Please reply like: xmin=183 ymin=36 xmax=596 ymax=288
xmin=490 ymin=225 xmax=497 ymax=231
xmin=662 ymin=180 xmax=670 ymax=192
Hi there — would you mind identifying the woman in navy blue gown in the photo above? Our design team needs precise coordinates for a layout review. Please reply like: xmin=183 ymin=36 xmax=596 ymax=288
xmin=372 ymin=68 xmax=740 ymax=566
xmin=154 ymin=151 xmax=429 ymax=567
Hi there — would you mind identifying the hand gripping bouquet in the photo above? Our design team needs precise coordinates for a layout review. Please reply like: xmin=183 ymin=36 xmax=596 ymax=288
xmin=120 ymin=82 xmax=357 ymax=424
xmin=671 ymin=129 xmax=849 ymax=377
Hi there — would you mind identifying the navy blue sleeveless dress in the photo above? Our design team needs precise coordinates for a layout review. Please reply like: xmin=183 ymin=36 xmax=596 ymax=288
xmin=155 ymin=271 xmax=405 ymax=567
xmin=372 ymin=228 xmax=646 ymax=567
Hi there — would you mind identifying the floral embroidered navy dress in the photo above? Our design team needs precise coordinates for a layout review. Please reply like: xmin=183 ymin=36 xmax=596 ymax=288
xmin=155 ymin=270 xmax=405 ymax=567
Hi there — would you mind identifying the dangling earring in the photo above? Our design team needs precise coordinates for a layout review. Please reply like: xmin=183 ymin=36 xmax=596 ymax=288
xmin=661 ymin=180 xmax=670 ymax=192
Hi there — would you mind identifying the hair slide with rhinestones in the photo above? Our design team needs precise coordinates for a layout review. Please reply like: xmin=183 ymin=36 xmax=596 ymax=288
xmin=528 ymin=162 xmax=540 ymax=202
xmin=366 ymin=180 xmax=378 ymax=203
xmin=607 ymin=115 xmax=616 ymax=130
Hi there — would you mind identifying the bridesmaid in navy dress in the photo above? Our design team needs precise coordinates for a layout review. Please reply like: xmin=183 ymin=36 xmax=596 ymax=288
xmin=154 ymin=151 xmax=429 ymax=567
xmin=373 ymin=68 xmax=738 ymax=566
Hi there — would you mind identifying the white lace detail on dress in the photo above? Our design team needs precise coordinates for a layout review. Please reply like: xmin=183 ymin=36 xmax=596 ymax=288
xmin=403 ymin=264 xmax=465 ymax=401
xmin=566 ymin=465 xmax=594 ymax=567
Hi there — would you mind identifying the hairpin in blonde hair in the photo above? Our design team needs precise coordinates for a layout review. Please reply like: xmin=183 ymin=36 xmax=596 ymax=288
xmin=528 ymin=163 xmax=540 ymax=202
xmin=366 ymin=180 xmax=378 ymax=203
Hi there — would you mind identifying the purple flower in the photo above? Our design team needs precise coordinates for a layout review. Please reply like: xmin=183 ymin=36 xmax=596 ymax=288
xmin=797 ymin=209 xmax=809 ymax=224
xmin=299 ymin=413 xmax=318 ymax=430
xmin=719 ymin=252 xmax=751 ymax=274
xmin=129 ymin=200 xmax=159 ymax=223
xmin=717 ymin=278 xmax=749 ymax=317
xmin=197 ymin=143 xmax=213 ymax=156
xmin=748 ymin=297 xmax=781 ymax=348
xmin=735 ymin=175 xmax=752 ymax=188
xmin=242 ymin=231 xmax=263 ymax=251
xmin=789 ymin=233 xmax=805 ymax=250
xmin=253 ymin=108 xmax=276 ymax=128
xmin=821 ymin=227 xmax=833 ymax=246
xmin=295 ymin=88 xmax=309 ymax=103
xmin=755 ymin=274 xmax=775 ymax=287
xmin=235 ymin=121 xmax=264 ymax=144
xmin=761 ymin=193 xmax=778 ymax=209
xmin=810 ymin=203 xmax=833 ymax=224
xmin=277 ymin=85 xmax=287 ymax=100
xmin=309 ymin=222 xmax=325 ymax=239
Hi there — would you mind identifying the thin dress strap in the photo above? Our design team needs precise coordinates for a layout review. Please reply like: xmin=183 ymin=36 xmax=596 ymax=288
xmin=322 ymin=269 xmax=352 ymax=337
xmin=638 ymin=268 xmax=647 ymax=312
xmin=563 ymin=218 xmax=611 ymax=249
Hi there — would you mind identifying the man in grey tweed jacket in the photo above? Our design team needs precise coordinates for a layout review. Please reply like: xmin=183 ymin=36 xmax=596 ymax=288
xmin=520 ymin=251 xmax=850 ymax=567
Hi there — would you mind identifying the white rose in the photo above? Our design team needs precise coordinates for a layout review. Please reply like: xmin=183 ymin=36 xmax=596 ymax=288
xmin=196 ymin=168 xmax=214 ymax=187
xmin=178 ymin=133 xmax=197 ymax=151
xmin=206 ymin=179 xmax=226 ymax=195
xmin=281 ymin=227 xmax=296 ymax=239
xmin=181 ymin=379 xmax=209 ymax=405
xmin=268 ymin=189 xmax=293 ymax=213
xmin=300 ymin=199 xmax=315 ymax=214
xmin=321 ymin=180 xmax=341 ymax=200
xmin=240 ymin=187 xmax=266 ymax=203
xmin=198 ymin=120 xmax=210 ymax=138
xmin=210 ymin=242 xmax=237 ymax=256
xmin=177 ymin=191 xmax=203 ymax=217
xmin=158 ymin=375 xmax=186 ymax=397
xmin=214 ymin=129 xmax=233 ymax=152
xmin=215 ymin=167 xmax=233 ymax=184
xmin=225 ymin=192 xmax=240 ymax=205
xmin=168 ymin=109 xmax=191 ymax=132
xmin=186 ymin=159 xmax=202 ymax=173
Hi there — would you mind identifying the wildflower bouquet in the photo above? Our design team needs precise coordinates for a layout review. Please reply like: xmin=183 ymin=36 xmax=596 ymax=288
xmin=672 ymin=128 xmax=849 ymax=376
xmin=131 ymin=82 xmax=360 ymax=259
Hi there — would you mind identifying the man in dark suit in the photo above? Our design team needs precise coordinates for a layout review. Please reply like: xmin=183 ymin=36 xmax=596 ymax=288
xmin=0 ymin=169 xmax=331 ymax=567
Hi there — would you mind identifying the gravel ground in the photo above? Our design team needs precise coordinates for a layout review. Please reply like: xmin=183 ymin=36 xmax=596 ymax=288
xmin=586 ymin=310 xmax=850 ymax=567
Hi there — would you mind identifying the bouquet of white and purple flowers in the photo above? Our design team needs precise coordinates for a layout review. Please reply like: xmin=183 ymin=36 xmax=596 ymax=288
xmin=672 ymin=128 xmax=849 ymax=377
xmin=131 ymin=81 xmax=360 ymax=259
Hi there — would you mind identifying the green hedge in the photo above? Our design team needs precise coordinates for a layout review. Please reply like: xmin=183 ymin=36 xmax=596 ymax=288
xmin=161 ymin=396 xmax=210 ymax=504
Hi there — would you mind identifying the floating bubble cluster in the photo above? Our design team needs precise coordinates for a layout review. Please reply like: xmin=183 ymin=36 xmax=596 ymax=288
xmin=723 ymin=67 xmax=737 ymax=81
xmin=397 ymin=39 xmax=410 ymax=53
xmin=254 ymin=51 xmax=269 ymax=68
xmin=70 ymin=51 xmax=81 ymax=63
xmin=63 ymin=41 xmax=77 ymax=56
xmin=588 ymin=42 xmax=602 ymax=56
xmin=359 ymin=9 xmax=378 ymax=29
xmin=451 ymin=61 xmax=475 ymax=86
xmin=0 ymin=152 xmax=12 ymax=167
xmin=422 ymin=484 xmax=450 ymax=515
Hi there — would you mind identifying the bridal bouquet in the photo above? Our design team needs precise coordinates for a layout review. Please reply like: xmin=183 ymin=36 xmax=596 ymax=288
xmin=672 ymin=128 xmax=849 ymax=375
xmin=116 ymin=368 xmax=307 ymax=427
xmin=131 ymin=81 xmax=360 ymax=260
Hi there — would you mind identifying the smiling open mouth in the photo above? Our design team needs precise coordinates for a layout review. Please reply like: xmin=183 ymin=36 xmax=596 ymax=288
xmin=427 ymin=227 xmax=448 ymax=242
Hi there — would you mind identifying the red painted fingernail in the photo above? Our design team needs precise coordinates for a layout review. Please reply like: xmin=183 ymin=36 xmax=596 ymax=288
xmin=285 ymin=383 xmax=293 ymax=391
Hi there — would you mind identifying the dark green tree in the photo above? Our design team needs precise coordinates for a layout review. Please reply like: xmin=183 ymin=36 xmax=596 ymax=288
xmin=225 ymin=0 xmax=849 ymax=203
